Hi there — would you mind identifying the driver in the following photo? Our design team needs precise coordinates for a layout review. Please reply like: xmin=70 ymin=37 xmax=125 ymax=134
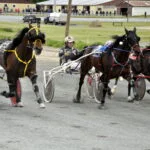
xmin=58 ymin=36 xmax=79 ymax=65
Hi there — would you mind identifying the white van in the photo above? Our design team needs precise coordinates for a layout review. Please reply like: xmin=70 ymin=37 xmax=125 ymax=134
xmin=44 ymin=12 xmax=67 ymax=25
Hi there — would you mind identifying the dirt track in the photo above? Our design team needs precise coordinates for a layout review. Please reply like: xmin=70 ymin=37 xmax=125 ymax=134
xmin=0 ymin=45 xmax=150 ymax=150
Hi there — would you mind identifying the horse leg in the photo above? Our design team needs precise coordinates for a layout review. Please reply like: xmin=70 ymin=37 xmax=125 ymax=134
xmin=99 ymin=74 xmax=109 ymax=109
xmin=127 ymin=79 xmax=134 ymax=102
xmin=73 ymin=72 xmax=86 ymax=103
xmin=99 ymin=81 xmax=109 ymax=109
xmin=1 ymin=71 xmax=23 ymax=106
xmin=107 ymin=86 xmax=112 ymax=99
xmin=111 ymin=77 xmax=119 ymax=95
xmin=30 ymin=75 xmax=45 ymax=108
xmin=9 ymin=81 xmax=23 ymax=107
xmin=107 ymin=77 xmax=119 ymax=99
xmin=127 ymin=77 xmax=140 ymax=102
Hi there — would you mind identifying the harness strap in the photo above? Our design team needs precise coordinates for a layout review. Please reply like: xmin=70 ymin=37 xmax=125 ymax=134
xmin=4 ymin=49 xmax=35 ymax=76
xmin=111 ymin=52 xmax=129 ymax=67
xmin=28 ymin=27 xmax=39 ymax=35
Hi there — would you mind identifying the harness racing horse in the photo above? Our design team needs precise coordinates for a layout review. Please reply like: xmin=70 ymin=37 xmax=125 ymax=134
xmin=0 ymin=23 xmax=46 ymax=108
xmin=74 ymin=27 xmax=140 ymax=108
xmin=129 ymin=45 xmax=150 ymax=100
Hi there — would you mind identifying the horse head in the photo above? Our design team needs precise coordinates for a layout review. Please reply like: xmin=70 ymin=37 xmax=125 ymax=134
xmin=125 ymin=27 xmax=140 ymax=52
xmin=27 ymin=23 xmax=46 ymax=55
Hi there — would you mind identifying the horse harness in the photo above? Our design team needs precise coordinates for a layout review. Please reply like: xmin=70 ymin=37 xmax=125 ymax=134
xmin=4 ymin=48 xmax=35 ymax=76
xmin=4 ymin=26 xmax=42 ymax=76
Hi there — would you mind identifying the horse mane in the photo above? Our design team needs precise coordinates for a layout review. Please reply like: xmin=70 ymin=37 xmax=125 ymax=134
xmin=111 ymin=35 xmax=125 ymax=48
xmin=6 ymin=27 xmax=29 ymax=50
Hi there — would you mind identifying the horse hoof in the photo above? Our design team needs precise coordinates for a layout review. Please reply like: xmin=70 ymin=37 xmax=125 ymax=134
xmin=147 ymin=89 xmax=150 ymax=94
xmin=111 ymin=90 xmax=115 ymax=95
xmin=12 ymin=102 xmax=24 ymax=107
xmin=108 ymin=95 xmax=112 ymax=100
xmin=12 ymin=104 xmax=18 ymax=107
xmin=73 ymin=98 xmax=80 ymax=103
xmin=127 ymin=96 xmax=134 ymax=102
xmin=134 ymin=100 xmax=140 ymax=105
xmin=111 ymin=88 xmax=116 ymax=95
xmin=98 ymin=103 xmax=105 ymax=109
xmin=119 ymin=76 xmax=124 ymax=81
xmin=128 ymin=99 xmax=134 ymax=103
xmin=39 ymin=103 xmax=46 ymax=108
xmin=17 ymin=102 xmax=24 ymax=107
xmin=1 ymin=91 xmax=7 ymax=96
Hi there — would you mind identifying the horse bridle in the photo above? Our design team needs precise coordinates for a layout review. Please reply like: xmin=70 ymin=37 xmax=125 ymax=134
xmin=111 ymin=36 xmax=132 ymax=67
xmin=125 ymin=33 xmax=140 ymax=51
xmin=26 ymin=26 xmax=42 ymax=49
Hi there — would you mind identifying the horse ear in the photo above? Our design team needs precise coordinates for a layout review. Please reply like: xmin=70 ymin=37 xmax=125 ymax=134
xmin=133 ymin=27 xmax=136 ymax=33
xmin=125 ymin=28 xmax=128 ymax=34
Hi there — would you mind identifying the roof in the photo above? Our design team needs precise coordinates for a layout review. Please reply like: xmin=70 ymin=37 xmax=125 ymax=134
xmin=128 ymin=1 xmax=150 ymax=7
xmin=99 ymin=0 xmax=124 ymax=6
xmin=100 ymin=0 xmax=150 ymax=7
xmin=37 ymin=0 xmax=112 ymax=6
xmin=0 ymin=0 xmax=33 ymax=3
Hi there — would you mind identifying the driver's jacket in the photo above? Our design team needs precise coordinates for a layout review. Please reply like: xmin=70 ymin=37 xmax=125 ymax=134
xmin=58 ymin=46 xmax=78 ymax=61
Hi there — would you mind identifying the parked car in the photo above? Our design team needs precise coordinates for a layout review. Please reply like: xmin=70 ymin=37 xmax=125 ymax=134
xmin=44 ymin=12 xmax=67 ymax=25
xmin=23 ymin=15 xmax=41 ymax=23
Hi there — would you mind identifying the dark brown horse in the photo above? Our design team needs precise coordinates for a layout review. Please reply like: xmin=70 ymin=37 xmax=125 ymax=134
xmin=74 ymin=28 xmax=140 ymax=108
xmin=0 ymin=23 xmax=46 ymax=108
xmin=130 ymin=45 xmax=150 ymax=100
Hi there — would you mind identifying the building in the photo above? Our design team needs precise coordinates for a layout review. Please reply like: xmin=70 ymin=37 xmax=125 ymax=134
xmin=36 ymin=0 xmax=112 ymax=15
xmin=117 ymin=1 xmax=150 ymax=16
xmin=101 ymin=0 xmax=150 ymax=16
xmin=0 ymin=0 xmax=35 ymax=13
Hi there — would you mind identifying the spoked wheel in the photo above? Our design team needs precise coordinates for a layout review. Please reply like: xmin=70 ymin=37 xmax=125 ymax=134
xmin=85 ymin=75 xmax=94 ymax=99
xmin=133 ymin=77 xmax=146 ymax=101
xmin=93 ymin=80 xmax=104 ymax=104
xmin=10 ymin=79 xmax=22 ymax=105
xmin=43 ymin=76 xmax=55 ymax=103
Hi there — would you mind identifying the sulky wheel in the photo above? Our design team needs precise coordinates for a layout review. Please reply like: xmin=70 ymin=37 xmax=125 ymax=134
xmin=43 ymin=76 xmax=55 ymax=103
xmin=133 ymin=77 xmax=146 ymax=101
xmin=10 ymin=79 xmax=22 ymax=105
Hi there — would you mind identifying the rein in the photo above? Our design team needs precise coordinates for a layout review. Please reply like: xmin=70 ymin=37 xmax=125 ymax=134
xmin=131 ymin=43 xmax=139 ymax=49
xmin=111 ymin=51 xmax=130 ymax=67
xmin=113 ymin=48 xmax=130 ymax=53
xmin=4 ymin=49 xmax=35 ymax=76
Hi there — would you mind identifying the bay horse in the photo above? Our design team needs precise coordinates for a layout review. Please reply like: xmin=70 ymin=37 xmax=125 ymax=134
xmin=74 ymin=27 xmax=140 ymax=108
xmin=130 ymin=45 xmax=150 ymax=100
xmin=0 ymin=23 xmax=46 ymax=108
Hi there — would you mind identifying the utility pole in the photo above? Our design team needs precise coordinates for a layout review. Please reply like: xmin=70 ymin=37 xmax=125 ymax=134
xmin=127 ymin=0 xmax=129 ymax=22
xmin=53 ymin=0 xmax=56 ymax=12
xmin=65 ymin=0 xmax=72 ymax=37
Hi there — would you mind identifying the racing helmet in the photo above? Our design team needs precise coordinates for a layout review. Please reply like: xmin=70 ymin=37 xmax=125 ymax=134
xmin=64 ymin=36 xmax=75 ymax=43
